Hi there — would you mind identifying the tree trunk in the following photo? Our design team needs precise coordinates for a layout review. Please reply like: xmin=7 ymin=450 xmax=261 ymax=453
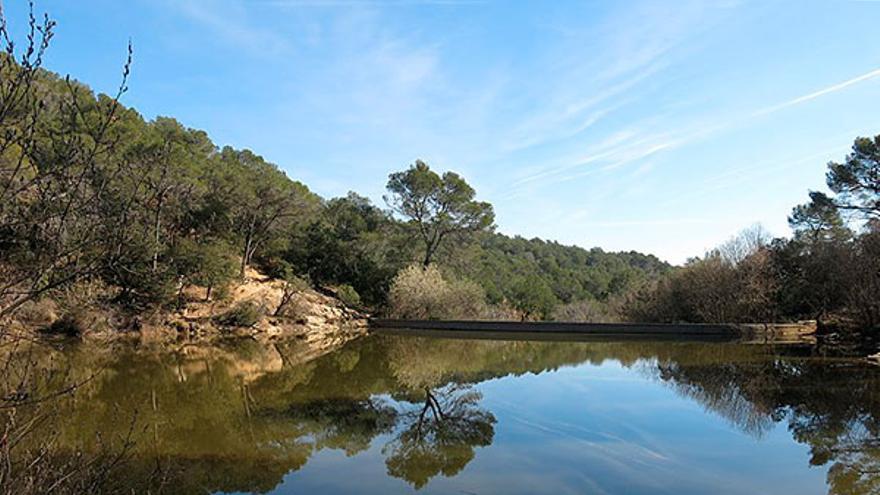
xmin=152 ymin=196 xmax=163 ymax=273
xmin=240 ymin=234 xmax=253 ymax=278
xmin=423 ymin=237 xmax=438 ymax=266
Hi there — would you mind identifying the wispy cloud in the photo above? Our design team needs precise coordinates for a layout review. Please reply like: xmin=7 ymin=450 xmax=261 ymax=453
xmin=504 ymin=61 xmax=880 ymax=200
xmin=500 ymin=63 xmax=661 ymax=153
xmin=579 ymin=218 xmax=712 ymax=228
xmin=500 ymin=126 xmax=694 ymax=201
xmin=752 ymin=67 xmax=880 ymax=117
xmin=170 ymin=0 xmax=292 ymax=55
xmin=487 ymin=2 xmax=740 ymax=198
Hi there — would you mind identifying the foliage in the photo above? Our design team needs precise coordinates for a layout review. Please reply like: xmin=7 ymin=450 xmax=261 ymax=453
xmin=215 ymin=301 xmax=263 ymax=328
xmin=336 ymin=284 xmax=361 ymax=308
xmin=0 ymin=7 xmax=133 ymax=318
xmin=0 ymin=32 xmax=320 ymax=317
xmin=469 ymin=234 xmax=670 ymax=307
xmin=826 ymin=135 xmax=880 ymax=219
xmin=385 ymin=160 xmax=495 ymax=266
xmin=173 ymin=239 xmax=238 ymax=301
xmin=789 ymin=192 xmax=852 ymax=243
xmin=9 ymin=1 xmax=880 ymax=336
xmin=510 ymin=275 xmax=557 ymax=320
xmin=0 ymin=3 xmax=674 ymax=323
xmin=284 ymin=193 xmax=402 ymax=306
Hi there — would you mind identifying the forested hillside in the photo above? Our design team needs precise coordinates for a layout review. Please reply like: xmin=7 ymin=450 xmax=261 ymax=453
xmin=471 ymin=235 xmax=668 ymax=310
xmin=0 ymin=24 xmax=668 ymax=327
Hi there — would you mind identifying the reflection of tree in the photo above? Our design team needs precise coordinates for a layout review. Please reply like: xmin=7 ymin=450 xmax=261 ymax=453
xmin=817 ymin=423 xmax=880 ymax=495
xmin=15 ymin=334 xmax=880 ymax=495
xmin=782 ymin=368 xmax=880 ymax=495
xmin=286 ymin=398 xmax=397 ymax=456
xmin=653 ymin=352 xmax=880 ymax=495
xmin=382 ymin=384 xmax=496 ymax=489
xmin=656 ymin=360 xmax=780 ymax=437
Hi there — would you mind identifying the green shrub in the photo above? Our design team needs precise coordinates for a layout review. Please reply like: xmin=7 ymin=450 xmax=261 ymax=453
xmin=215 ymin=301 xmax=263 ymax=328
xmin=99 ymin=236 xmax=177 ymax=309
xmin=510 ymin=275 xmax=558 ymax=321
xmin=336 ymin=284 xmax=361 ymax=307
xmin=173 ymin=239 xmax=238 ymax=301
xmin=259 ymin=257 xmax=295 ymax=280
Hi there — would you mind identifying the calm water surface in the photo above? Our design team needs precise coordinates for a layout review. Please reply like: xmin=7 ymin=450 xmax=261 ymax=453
xmin=13 ymin=332 xmax=880 ymax=494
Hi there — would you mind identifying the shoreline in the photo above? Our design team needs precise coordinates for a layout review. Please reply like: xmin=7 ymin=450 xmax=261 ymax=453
xmin=370 ymin=318 xmax=817 ymax=342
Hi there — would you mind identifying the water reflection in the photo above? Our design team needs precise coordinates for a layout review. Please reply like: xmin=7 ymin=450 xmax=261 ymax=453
xmin=383 ymin=384 xmax=495 ymax=489
xmin=5 ymin=334 xmax=880 ymax=494
xmin=658 ymin=354 xmax=880 ymax=494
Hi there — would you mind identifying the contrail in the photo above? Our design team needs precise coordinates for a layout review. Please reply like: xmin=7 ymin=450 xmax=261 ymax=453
xmin=753 ymin=67 xmax=880 ymax=117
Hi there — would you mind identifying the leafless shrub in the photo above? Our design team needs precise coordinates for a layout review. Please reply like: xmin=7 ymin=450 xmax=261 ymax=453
xmin=716 ymin=224 xmax=771 ymax=266
xmin=387 ymin=264 xmax=486 ymax=320
xmin=622 ymin=247 xmax=779 ymax=324
xmin=552 ymin=299 xmax=619 ymax=323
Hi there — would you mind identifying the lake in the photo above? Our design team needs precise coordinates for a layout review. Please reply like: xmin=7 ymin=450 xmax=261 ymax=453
xmin=5 ymin=331 xmax=879 ymax=494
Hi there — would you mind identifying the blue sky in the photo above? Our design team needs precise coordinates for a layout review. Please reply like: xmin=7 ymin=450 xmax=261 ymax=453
xmin=7 ymin=0 xmax=880 ymax=263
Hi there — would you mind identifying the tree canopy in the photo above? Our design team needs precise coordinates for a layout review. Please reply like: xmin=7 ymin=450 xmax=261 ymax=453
xmin=827 ymin=136 xmax=880 ymax=219
xmin=385 ymin=160 xmax=495 ymax=266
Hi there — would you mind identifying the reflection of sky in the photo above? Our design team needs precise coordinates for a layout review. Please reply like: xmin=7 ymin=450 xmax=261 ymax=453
xmin=256 ymin=361 xmax=825 ymax=495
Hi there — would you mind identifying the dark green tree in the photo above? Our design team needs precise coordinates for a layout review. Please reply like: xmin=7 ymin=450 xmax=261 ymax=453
xmin=510 ymin=275 xmax=558 ymax=321
xmin=172 ymin=239 xmax=238 ymax=301
xmin=789 ymin=192 xmax=852 ymax=243
xmin=826 ymin=135 xmax=880 ymax=219
xmin=132 ymin=117 xmax=213 ymax=272
xmin=385 ymin=160 xmax=494 ymax=266
xmin=214 ymin=148 xmax=317 ymax=277
xmin=284 ymin=192 xmax=403 ymax=305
